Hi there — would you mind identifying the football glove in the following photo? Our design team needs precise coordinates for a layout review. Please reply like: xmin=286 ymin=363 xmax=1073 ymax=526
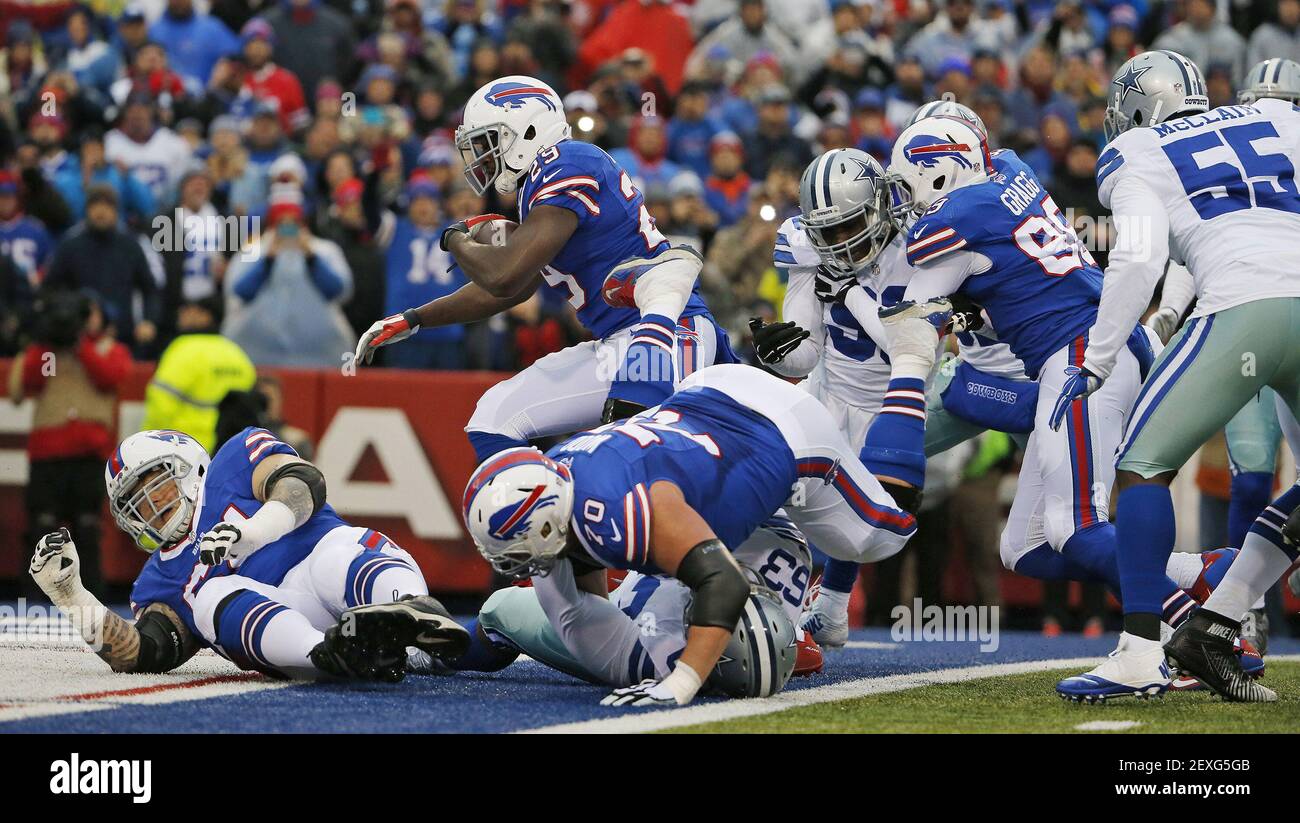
xmin=199 ymin=523 xmax=253 ymax=567
xmin=30 ymin=527 xmax=83 ymax=601
xmin=439 ymin=212 xmax=511 ymax=251
xmin=948 ymin=292 xmax=985 ymax=334
xmin=1145 ymin=306 xmax=1181 ymax=345
xmin=748 ymin=317 xmax=809 ymax=365
xmin=354 ymin=309 xmax=421 ymax=365
xmin=601 ymin=678 xmax=682 ymax=708
xmin=1048 ymin=365 xmax=1104 ymax=431
xmin=813 ymin=265 xmax=855 ymax=304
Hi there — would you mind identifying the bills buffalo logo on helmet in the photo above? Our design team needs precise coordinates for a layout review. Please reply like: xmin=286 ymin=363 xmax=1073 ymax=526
xmin=903 ymin=134 xmax=976 ymax=170
xmin=488 ymin=486 xmax=560 ymax=540
xmin=485 ymin=81 xmax=557 ymax=112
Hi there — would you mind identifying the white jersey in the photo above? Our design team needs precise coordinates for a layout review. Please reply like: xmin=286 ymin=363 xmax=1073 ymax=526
xmin=771 ymin=217 xmax=911 ymax=411
xmin=1097 ymin=97 xmax=1300 ymax=319
xmin=105 ymin=127 xmax=194 ymax=203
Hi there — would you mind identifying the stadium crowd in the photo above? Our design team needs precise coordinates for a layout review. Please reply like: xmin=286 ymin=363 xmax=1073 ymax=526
xmin=2 ymin=0 xmax=1297 ymax=629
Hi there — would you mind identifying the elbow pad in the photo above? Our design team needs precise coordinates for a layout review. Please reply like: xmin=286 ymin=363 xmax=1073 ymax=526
xmin=135 ymin=610 xmax=188 ymax=673
xmin=677 ymin=539 xmax=748 ymax=630
xmin=263 ymin=461 xmax=327 ymax=515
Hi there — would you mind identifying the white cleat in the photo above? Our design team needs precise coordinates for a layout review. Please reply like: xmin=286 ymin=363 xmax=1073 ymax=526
xmin=800 ymin=602 xmax=849 ymax=650
xmin=1056 ymin=632 xmax=1172 ymax=703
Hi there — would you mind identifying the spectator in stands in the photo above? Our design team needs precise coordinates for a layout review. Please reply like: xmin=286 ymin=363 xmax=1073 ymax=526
xmin=904 ymin=0 xmax=982 ymax=78
xmin=1 ymin=22 xmax=47 ymax=129
xmin=883 ymin=54 xmax=928 ymax=131
xmin=0 ymin=253 xmax=33 ymax=356
xmin=360 ymin=0 xmax=458 ymax=93
xmin=149 ymin=0 xmax=241 ymax=86
xmin=112 ymin=4 xmax=151 ymax=67
xmin=239 ymin=19 xmax=308 ymax=135
xmin=155 ymin=166 xmax=226 ymax=339
xmin=318 ymin=176 xmax=384 ymax=338
xmin=260 ymin=0 xmax=356 ymax=98
xmin=1104 ymin=4 xmax=1144 ymax=75
xmin=579 ymin=0 xmax=694 ymax=95
xmin=507 ymin=0 xmax=576 ymax=89
xmin=703 ymin=130 xmax=751 ymax=229
xmin=42 ymin=184 xmax=160 ymax=354
xmin=1248 ymin=0 xmax=1300 ymax=66
xmin=0 ymin=170 xmax=53 ymax=285
xmin=611 ymin=115 xmax=681 ymax=191
xmin=105 ymin=94 xmax=193 ymax=206
xmin=142 ymin=295 xmax=256 ymax=452
xmin=661 ymin=170 xmax=718 ymax=252
xmin=745 ymin=85 xmax=812 ymax=179
xmin=1155 ymin=0 xmax=1247 ymax=84
xmin=7 ymin=289 xmax=130 ymax=598
xmin=1004 ymin=46 xmax=1076 ymax=138
xmin=49 ymin=6 xmax=119 ymax=101
xmin=687 ymin=0 xmax=801 ymax=86
xmin=223 ymin=192 xmax=354 ymax=367
xmin=702 ymin=186 xmax=780 ymax=325
xmin=53 ymin=128 xmax=156 ymax=226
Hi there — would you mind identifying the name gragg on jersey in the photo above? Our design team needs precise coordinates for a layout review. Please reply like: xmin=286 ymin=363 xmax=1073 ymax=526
xmin=999 ymin=170 xmax=1043 ymax=217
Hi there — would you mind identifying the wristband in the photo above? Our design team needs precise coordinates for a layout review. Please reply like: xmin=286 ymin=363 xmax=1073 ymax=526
xmin=660 ymin=661 xmax=703 ymax=705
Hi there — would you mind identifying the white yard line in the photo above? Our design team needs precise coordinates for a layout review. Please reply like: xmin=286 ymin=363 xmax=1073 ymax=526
xmin=1075 ymin=720 xmax=1144 ymax=731
xmin=522 ymin=653 xmax=1300 ymax=734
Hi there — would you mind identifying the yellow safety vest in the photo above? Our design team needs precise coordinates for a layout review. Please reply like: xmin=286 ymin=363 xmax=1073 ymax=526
xmin=142 ymin=334 xmax=257 ymax=453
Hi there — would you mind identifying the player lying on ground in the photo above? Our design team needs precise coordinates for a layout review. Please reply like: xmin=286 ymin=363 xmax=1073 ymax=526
xmin=29 ymin=429 xmax=468 ymax=681
xmin=355 ymin=74 xmax=738 ymax=461
xmin=438 ymin=517 xmax=821 ymax=698
xmin=1050 ymin=51 xmax=1300 ymax=701
xmin=459 ymin=364 xmax=916 ymax=707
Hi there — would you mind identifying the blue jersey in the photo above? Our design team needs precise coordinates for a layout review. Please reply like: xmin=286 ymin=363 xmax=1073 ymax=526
xmin=385 ymin=217 xmax=466 ymax=342
xmin=129 ymin=427 xmax=349 ymax=638
xmin=905 ymin=149 xmax=1102 ymax=378
xmin=517 ymin=139 xmax=711 ymax=339
xmin=0 ymin=216 xmax=53 ymax=284
xmin=548 ymin=387 xmax=796 ymax=573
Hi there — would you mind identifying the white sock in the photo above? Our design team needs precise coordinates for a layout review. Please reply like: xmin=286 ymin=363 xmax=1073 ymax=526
xmin=258 ymin=608 xmax=325 ymax=678
xmin=367 ymin=563 xmax=428 ymax=604
xmin=1165 ymin=551 xmax=1204 ymax=589
xmin=1203 ymin=532 xmax=1294 ymax=622
xmin=815 ymin=588 xmax=850 ymax=620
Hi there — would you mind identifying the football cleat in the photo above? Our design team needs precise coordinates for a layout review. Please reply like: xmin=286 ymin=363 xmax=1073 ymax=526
xmin=326 ymin=595 xmax=471 ymax=683
xmin=1056 ymin=632 xmax=1171 ymax=703
xmin=1164 ymin=609 xmax=1277 ymax=702
xmin=310 ymin=625 xmax=406 ymax=683
xmin=793 ymin=630 xmax=824 ymax=677
xmin=800 ymin=578 xmax=849 ymax=649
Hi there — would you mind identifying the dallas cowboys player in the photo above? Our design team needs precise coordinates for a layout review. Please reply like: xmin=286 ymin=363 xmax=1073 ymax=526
xmin=29 ymin=429 xmax=468 ymax=681
xmin=1051 ymin=51 xmax=1300 ymax=701
xmin=355 ymin=76 xmax=736 ymax=459
xmin=460 ymin=364 xmax=916 ymax=706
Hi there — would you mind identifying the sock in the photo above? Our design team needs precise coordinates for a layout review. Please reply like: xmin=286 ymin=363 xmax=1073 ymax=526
xmin=1166 ymin=550 xmax=1211 ymax=590
xmin=344 ymin=550 xmax=425 ymax=608
xmin=1161 ymin=589 xmax=1196 ymax=628
xmin=607 ymin=314 xmax=678 ymax=409
xmin=1203 ymin=486 xmax=1300 ymax=620
xmin=1116 ymin=484 xmax=1176 ymax=623
xmin=1059 ymin=522 xmax=1121 ymax=591
xmin=467 ymin=430 xmax=528 ymax=463
xmin=1227 ymin=471 xmax=1273 ymax=548
xmin=443 ymin=620 xmax=519 ymax=672
xmin=860 ymin=377 xmax=927 ymax=487
xmin=819 ymin=558 xmax=859 ymax=595
xmin=214 ymin=589 xmax=321 ymax=678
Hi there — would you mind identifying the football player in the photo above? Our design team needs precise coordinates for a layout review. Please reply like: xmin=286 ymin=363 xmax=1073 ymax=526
xmin=355 ymin=75 xmax=737 ymax=460
xmin=1052 ymin=51 xmax=1300 ymax=700
xmin=28 ymin=429 xmax=468 ymax=681
xmin=461 ymin=364 xmax=916 ymax=707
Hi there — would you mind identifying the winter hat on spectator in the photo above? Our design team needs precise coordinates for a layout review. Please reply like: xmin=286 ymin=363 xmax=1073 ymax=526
xmin=358 ymin=64 xmax=399 ymax=95
xmin=854 ymin=88 xmax=885 ymax=111
xmin=0 ymin=171 xmax=17 ymax=195
xmin=267 ymin=187 xmax=305 ymax=225
xmin=711 ymin=131 xmax=744 ymax=157
xmin=418 ymin=135 xmax=456 ymax=167
xmin=405 ymin=172 xmax=441 ymax=202
xmin=1108 ymin=4 xmax=1139 ymax=31
xmin=563 ymin=90 xmax=598 ymax=113
xmin=668 ymin=171 xmax=705 ymax=199
xmin=209 ymin=114 xmax=241 ymax=138
xmin=756 ymin=84 xmax=792 ymax=106
xmin=316 ymin=79 xmax=343 ymax=103
xmin=120 ymin=3 xmax=147 ymax=24
xmin=269 ymin=153 xmax=308 ymax=185
xmin=86 ymin=183 xmax=119 ymax=209
xmin=333 ymin=177 xmax=364 ymax=207
xmin=936 ymin=56 xmax=973 ymax=79
xmin=241 ymin=18 xmax=276 ymax=45
xmin=6 ymin=20 xmax=37 ymax=45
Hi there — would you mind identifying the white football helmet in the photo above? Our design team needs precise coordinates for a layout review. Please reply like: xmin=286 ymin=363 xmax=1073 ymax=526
xmin=456 ymin=75 xmax=570 ymax=196
xmin=904 ymin=99 xmax=987 ymax=137
xmin=463 ymin=447 xmax=575 ymax=579
xmin=105 ymin=430 xmax=210 ymax=552
xmin=887 ymin=116 xmax=992 ymax=219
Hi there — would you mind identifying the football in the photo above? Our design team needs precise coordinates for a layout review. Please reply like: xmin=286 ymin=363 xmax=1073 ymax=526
xmin=469 ymin=217 xmax=517 ymax=247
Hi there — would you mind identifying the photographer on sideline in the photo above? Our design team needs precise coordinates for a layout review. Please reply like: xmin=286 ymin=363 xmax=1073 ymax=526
xmin=7 ymin=290 xmax=131 ymax=598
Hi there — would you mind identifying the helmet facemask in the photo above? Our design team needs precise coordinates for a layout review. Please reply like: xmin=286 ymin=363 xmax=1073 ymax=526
xmin=804 ymin=182 xmax=897 ymax=273
xmin=455 ymin=121 xmax=519 ymax=196
xmin=110 ymin=457 xmax=198 ymax=552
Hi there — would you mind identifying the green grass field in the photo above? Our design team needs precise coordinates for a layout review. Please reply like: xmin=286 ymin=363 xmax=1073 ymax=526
xmin=666 ymin=662 xmax=1300 ymax=733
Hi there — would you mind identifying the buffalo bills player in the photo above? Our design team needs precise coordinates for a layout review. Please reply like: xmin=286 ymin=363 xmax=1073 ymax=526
xmin=29 ymin=429 xmax=468 ymax=681
xmin=460 ymin=364 xmax=915 ymax=707
xmin=355 ymin=76 xmax=736 ymax=459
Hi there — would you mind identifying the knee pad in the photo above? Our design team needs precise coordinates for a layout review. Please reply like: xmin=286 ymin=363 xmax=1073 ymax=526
xmin=212 ymin=589 xmax=289 ymax=676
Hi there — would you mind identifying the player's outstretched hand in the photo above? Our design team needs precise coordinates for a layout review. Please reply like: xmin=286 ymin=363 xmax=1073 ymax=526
xmin=354 ymin=310 xmax=420 ymax=365
xmin=30 ymin=527 xmax=83 ymax=600
xmin=749 ymin=317 xmax=809 ymax=365
xmin=199 ymin=523 xmax=252 ymax=567
xmin=1048 ymin=366 xmax=1103 ymax=431
xmin=601 ymin=678 xmax=683 ymax=708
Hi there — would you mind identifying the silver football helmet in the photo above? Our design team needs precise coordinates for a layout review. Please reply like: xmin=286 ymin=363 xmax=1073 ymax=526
xmin=798 ymin=148 xmax=897 ymax=273
xmin=705 ymin=585 xmax=798 ymax=699
xmin=1103 ymin=50 xmax=1209 ymax=143
xmin=905 ymin=99 xmax=987 ymax=137
xmin=1238 ymin=58 xmax=1300 ymax=104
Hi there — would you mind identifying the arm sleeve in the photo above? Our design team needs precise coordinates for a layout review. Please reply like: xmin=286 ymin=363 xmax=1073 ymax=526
xmin=306 ymin=245 xmax=349 ymax=301
xmin=530 ymin=558 xmax=647 ymax=687
xmin=1083 ymin=175 xmax=1170 ymax=378
xmin=768 ymin=265 xmax=824 ymax=378
xmin=230 ymin=255 xmax=273 ymax=302
xmin=900 ymin=249 xmax=983 ymax=303
xmin=843 ymin=284 xmax=890 ymax=357
xmin=1158 ymin=260 xmax=1196 ymax=317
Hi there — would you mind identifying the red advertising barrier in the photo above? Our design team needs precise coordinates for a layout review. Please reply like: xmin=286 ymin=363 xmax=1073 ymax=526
xmin=0 ymin=360 xmax=504 ymax=592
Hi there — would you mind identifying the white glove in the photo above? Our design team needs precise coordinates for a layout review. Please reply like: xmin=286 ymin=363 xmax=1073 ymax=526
xmin=30 ymin=527 xmax=85 ymax=602
xmin=199 ymin=522 xmax=265 ymax=568
xmin=1145 ymin=306 xmax=1181 ymax=345
xmin=354 ymin=310 xmax=419 ymax=365
xmin=600 ymin=662 xmax=702 ymax=707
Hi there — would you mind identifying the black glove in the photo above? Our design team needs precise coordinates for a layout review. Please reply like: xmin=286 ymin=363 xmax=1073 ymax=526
xmin=813 ymin=265 xmax=855 ymax=304
xmin=948 ymin=292 xmax=986 ymax=333
xmin=749 ymin=317 xmax=809 ymax=365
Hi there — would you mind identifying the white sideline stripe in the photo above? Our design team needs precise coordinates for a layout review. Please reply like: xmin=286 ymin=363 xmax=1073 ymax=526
xmin=1075 ymin=720 xmax=1143 ymax=731
xmin=841 ymin=641 xmax=900 ymax=650
xmin=518 ymin=657 xmax=1103 ymax=734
